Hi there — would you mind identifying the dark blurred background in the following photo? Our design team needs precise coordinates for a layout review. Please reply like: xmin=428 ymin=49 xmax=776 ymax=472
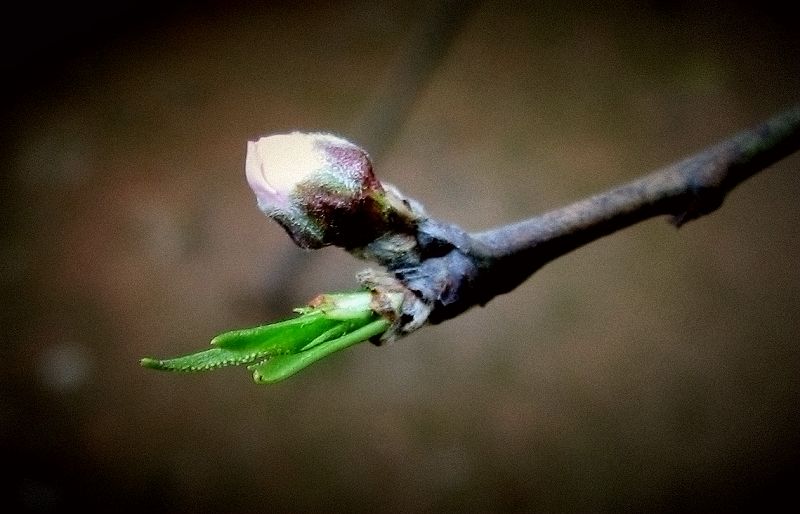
xmin=2 ymin=0 xmax=799 ymax=512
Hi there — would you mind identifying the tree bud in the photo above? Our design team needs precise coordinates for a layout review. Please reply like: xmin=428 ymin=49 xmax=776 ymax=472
xmin=246 ymin=132 xmax=398 ymax=249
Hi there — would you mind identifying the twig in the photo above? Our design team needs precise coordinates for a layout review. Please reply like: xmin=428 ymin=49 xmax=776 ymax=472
xmin=401 ymin=105 xmax=800 ymax=324
xmin=145 ymin=105 xmax=800 ymax=383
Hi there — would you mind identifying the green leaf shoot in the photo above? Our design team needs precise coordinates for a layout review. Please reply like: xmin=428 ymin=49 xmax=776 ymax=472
xmin=141 ymin=291 xmax=392 ymax=384
xmin=249 ymin=318 xmax=390 ymax=383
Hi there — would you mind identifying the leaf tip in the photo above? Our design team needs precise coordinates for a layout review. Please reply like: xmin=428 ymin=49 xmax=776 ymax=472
xmin=140 ymin=357 xmax=165 ymax=370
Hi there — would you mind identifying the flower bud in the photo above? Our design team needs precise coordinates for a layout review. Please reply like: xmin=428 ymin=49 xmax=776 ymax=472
xmin=246 ymin=132 xmax=405 ymax=249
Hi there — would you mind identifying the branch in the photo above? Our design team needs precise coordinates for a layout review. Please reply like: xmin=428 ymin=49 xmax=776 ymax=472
xmin=465 ymin=104 xmax=800 ymax=308
xmin=319 ymin=104 xmax=795 ymax=329
xmin=143 ymin=105 xmax=800 ymax=384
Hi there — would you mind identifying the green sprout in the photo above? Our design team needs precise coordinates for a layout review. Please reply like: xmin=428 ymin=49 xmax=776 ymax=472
xmin=141 ymin=291 xmax=394 ymax=384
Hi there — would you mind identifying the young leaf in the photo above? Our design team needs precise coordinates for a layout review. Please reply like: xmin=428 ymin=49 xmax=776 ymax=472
xmin=140 ymin=346 xmax=272 ymax=372
xmin=249 ymin=318 xmax=390 ymax=383
xmin=210 ymin=312 xmax=338 ymax=352
xmin=140 ymin=290 xmax=392 ymax=383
